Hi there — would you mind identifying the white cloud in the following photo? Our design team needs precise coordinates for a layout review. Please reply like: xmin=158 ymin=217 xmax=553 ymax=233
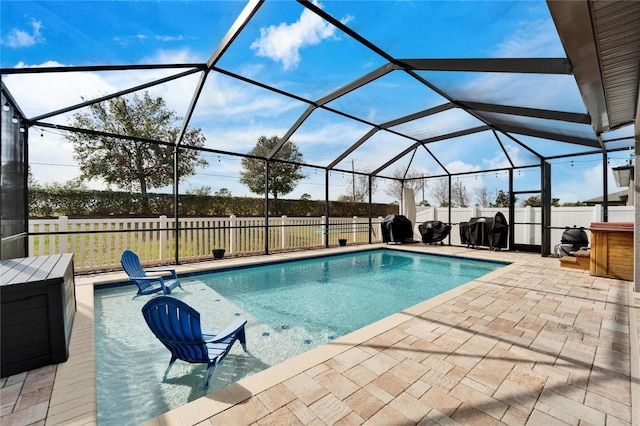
xmin=4 ymin=53 xmax=312 ymax=189
xmin=445 ymin=160 xmax=480 ymax=175
xmin=139 ymin=47 xmax=204 ymax=64
xmin=250 ymin=1 xmax=347 ymax=70
xmin=496 ymin=19 xmax=565 ymax=58
xmin=156 ymin=35 xmax=185 ymax=42
xmin=28 ymin=130 xmax=84 ymax=187
xmin=454 ymin=17 xmax=583 ymax=112
xmin=2 ymin=18 xmax=44 ymax=48
xmin=195 ymin=74 xmax=301 ymax=120
xmin=552 ymin=161 xmax=627 ymax=203
xmin=5 ymin=61 xmax=117 ymax=119
xmin=484 ymin=144 xmax=526 ymax=170
xmin=203 ymin=125 xmax=289 ymax=153
xmin=461 ymin=73 xmax=583 ymax=112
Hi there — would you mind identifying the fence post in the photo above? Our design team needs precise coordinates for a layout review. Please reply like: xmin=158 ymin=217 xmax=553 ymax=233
xmin=524 ymin=206 xmax=532 ymax=244
xmin=593 ymin=204 xmax=602 ymax=222
xmin=431 ymin=206 xmax=437 ymax=221
xmin=230 ymin=215 xmax=236 ymax=253
xmin=378 ymin=216 xmax=384 ymax=242
xmin=281 ymin=215 xmax=287 ymax=249
xmin=59 ymin=216 xmax=68 ymax=253
xmin=352 ymin=216 xmax=358 ymax=242
xmin=159 ymin=215 xmax=167 ymax=262
xmin=321 ymin=216 xmax=327 ymax=246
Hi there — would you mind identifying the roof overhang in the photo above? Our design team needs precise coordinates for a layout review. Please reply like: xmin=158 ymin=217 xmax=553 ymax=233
xmin=547 ymin=0 xmax=640 ymax=134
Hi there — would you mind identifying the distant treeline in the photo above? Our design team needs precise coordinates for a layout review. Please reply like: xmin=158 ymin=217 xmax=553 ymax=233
xmin=29 ymin=189 xmax=398 ymax=218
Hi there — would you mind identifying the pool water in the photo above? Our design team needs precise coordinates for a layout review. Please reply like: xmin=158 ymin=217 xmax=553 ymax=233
xmin=200 ymin=250 xmax=502 ymax=338
xmin=95 ymin=249 xmax=505 ymax=425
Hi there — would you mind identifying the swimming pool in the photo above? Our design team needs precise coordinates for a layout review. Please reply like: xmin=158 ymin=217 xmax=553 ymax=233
xmin=95 ymin=249 xmax=506 ymax=425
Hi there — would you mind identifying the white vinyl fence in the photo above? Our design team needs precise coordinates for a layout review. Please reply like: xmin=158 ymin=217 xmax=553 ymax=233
xmin=28 ymin=206 xmax=634 ymax=273
xmin=28 ymin=215 xmax=383 ymax=273
xmin=415 ymin=205 xmax=634 ymax=247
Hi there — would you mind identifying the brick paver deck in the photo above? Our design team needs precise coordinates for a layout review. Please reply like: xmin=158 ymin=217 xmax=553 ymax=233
xmin=2 ymin=245 xmax=638 ymax=425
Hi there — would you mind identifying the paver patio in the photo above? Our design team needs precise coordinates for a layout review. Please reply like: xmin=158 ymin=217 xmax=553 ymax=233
xmin=1 ymin=244 xmax=638 ymax=425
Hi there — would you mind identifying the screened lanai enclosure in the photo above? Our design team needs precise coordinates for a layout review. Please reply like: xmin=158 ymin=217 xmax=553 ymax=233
xmin=1 ymin=1 xmax=639 ymax=276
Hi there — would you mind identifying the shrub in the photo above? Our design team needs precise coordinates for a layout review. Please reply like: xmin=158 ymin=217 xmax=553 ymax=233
xmin=29 ymin=189 xmax=398 ymax=218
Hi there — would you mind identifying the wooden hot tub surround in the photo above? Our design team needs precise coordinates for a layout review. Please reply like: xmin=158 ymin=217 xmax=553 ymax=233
xmin=589 ymin=222 xmax=634 ymax=281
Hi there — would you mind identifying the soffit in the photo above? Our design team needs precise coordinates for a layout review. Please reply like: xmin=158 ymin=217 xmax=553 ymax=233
xmin=548 ymin=0 xmax=640 ymax=133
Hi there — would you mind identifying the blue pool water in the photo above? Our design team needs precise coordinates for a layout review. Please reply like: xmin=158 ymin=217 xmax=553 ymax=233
xmin=95 ymin=249 xmax=506 ymax=425
xmin=198 ymin=250 xmax=503 ymax=338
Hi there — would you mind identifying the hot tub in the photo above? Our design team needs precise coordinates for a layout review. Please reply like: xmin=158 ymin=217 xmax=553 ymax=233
xmin=589 ymin=222 xmax=633 ymax=281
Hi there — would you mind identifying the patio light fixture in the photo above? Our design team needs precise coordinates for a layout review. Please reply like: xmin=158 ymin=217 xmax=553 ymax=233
xmin=612 ymin=165 xmax=634 ymax=187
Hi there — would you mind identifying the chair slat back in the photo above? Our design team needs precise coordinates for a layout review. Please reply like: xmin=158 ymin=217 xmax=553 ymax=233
xmin=142 ymin=296 xmax=208 ymax=363
xmin=121 ymin=249 xmax=148 ymax=278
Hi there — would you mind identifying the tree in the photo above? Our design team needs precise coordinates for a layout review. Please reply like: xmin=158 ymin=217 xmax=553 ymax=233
xmin=521 ymin=196 xmax=560 ymax=207
xmin=214 ymin=188 xmax=232 ymax=197
xmin=342 ymin=171 xmax=377 ymax=202
xmin=49 ymin=177 xmax=88 ymax=191
xmin=239 ymin=135 xmax=305 ymax=202
xmin=491 ymin=190 xmax=518 ymax=207
xmin=562 ymin=201 xmax=587 ymax=207
xmin=28 ymin=166 xmax=40 ymax=189
xmin=67 ymin=91 xmax=208 ymax=213
xmin=430 ymin=178 xmax=450 ymax=207
xmin=451 ymin=180 xmax=470 ymax=207
xmin=384 ymin=169 xmax=426 ymax=202
xmin=300 ymin=193 xmax=312 ymax=200
xmin=186 ymin=186 xmax=211 ymax=196
xmin=474 ymin=186 xmax=492 ymax=207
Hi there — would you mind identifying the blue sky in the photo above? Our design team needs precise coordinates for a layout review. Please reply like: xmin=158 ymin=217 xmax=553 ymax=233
xmin=1 ymin=0 xmax=635 ymax=205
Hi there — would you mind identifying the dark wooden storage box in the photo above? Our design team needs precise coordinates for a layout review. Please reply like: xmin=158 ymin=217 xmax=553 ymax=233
xmin=1 ymin=254 xmax=76 ymax=377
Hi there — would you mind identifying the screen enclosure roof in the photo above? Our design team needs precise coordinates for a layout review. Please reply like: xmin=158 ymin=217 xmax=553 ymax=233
xmin=1 ymin=0 xmax=638 ymax=184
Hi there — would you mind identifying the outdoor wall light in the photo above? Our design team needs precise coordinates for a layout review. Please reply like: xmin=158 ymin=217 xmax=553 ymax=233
xmin=11 ymin=114 xmax=18 ymax=124
xmin=2 ymin=102 xmax=10 ymax=111
xmin=612 ymin=165 xmax=634 ymax=187
xmin=19 ymin=126 xmax=26 ymax=133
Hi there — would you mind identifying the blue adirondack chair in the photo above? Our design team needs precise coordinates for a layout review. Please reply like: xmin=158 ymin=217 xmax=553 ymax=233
xmin=142 ymin=296 xmax=248 ymax=389
xmin=120 ymin=249 xmax=184 ymax=298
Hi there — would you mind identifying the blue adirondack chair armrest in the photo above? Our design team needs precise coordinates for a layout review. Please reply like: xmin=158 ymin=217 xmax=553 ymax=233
xmin=146 ymin=268 xmax=178 ymax=279
xmin=128 ymin=275 xmax=170 ymax=293
xmin=204 ymin=318 xmax=247 ymax=348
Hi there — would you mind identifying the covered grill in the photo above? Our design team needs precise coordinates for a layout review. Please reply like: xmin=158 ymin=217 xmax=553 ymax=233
xmin=556 ymin=227 xmax=589 ymax=257
xmin=418 ymin=221 xmax=451 ymax=245
xmin=459 ymin=212 xmax=508 ymax=250
xmin=381 ymin=215 xmax=414 ymax=244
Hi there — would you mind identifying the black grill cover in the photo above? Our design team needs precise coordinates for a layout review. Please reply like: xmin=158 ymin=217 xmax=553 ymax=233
xmin=459 ymin=212 xmax=508 ymax=250
xmin=381 ymin=215 xmax=413 ymax=243
xmin=418 ymin=221 xmax=451 ymax=244
xmin=560 ymin=227 xmax=588 ymax=251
